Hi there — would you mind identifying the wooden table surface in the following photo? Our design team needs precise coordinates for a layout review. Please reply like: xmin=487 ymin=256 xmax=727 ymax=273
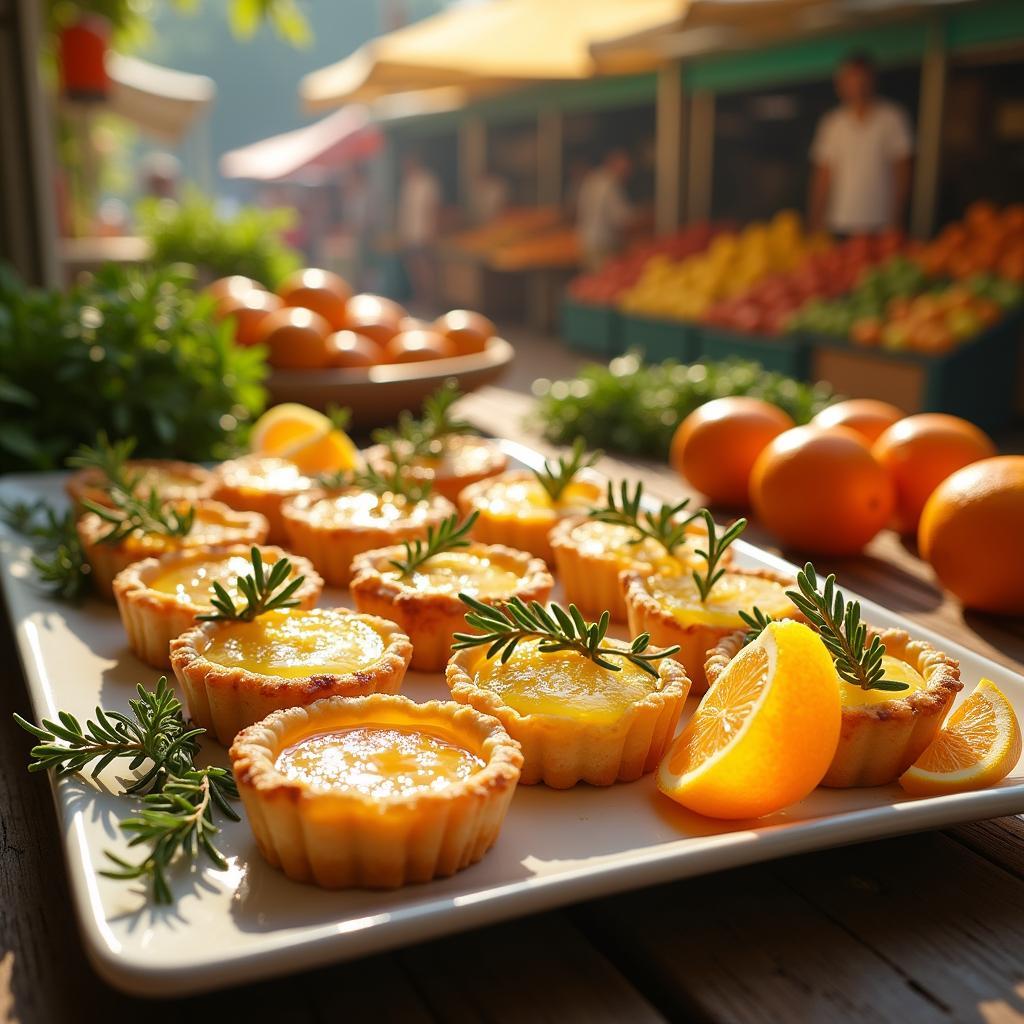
xmin=4 ymin=386 xmax=1024 ymax=1024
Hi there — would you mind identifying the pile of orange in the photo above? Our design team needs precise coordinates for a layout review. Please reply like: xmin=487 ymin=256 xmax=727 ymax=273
xmin=207 ymin=269 xmax=497 ymax=371
xmin=914 ymin=201 xmax=1024 ymax=282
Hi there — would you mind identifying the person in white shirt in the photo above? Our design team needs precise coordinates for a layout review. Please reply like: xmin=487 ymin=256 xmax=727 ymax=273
xmin=808 ymin=52 xmax=913 ymax=236
xmin=397 ymin=151 xmax=442 ymax=307
xmin=576 ymin=149 xmax=634 ymax=270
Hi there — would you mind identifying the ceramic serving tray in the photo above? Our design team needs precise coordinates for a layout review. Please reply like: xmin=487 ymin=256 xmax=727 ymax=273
xmin=2 ymin=441 xmax=1023 ymax=997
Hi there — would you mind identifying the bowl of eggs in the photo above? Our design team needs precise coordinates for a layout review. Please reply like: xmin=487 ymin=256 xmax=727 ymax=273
xmin=207 ymin=269 xmax=514 ymax=428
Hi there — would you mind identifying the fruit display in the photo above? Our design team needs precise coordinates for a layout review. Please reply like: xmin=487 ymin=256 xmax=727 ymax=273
xmin=486 ymin=227 xmax=580 ymax=271
xmin=914 ymin=201 xmax=1024 ymax=282
xmin=208 ymin=269 xmax=500 ymax=371
xmin=445 ymin=206 xmax=563 ymax=255
xmin=702 ymin=232 xmax=904 ymax=337
xmin=618 ymin=211 xmax=825 ymax=321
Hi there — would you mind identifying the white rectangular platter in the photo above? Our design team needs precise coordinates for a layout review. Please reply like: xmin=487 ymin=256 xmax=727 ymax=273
xmin=2 ymin=440 xmax=1023 ymax=998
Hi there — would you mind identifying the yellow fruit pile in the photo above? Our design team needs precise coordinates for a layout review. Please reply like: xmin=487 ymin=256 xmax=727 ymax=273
xmin=619 ymin=211 xmax=829 ymax=320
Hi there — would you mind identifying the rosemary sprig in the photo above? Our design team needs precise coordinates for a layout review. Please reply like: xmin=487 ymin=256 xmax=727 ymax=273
xmin=691 ymin=511 xmax=747 ymax=602
xmin=197 ymin=546 xmax=304 ymax=622
xmin=0 ymin=499 xmax=92 ymax=601
xmin=82 ymin=489 xmax=195 ymax=545
xmin=589 ymin=480 xmax=698 ymax=557
xmin=738 ymin=606 xmax=774 ymax=645
xmin=14 ymin=677 xmax=240 ymax=904
xmin=532 ymin=438 xmax=601 ymax=502
xmin=372 ymin=380 xmax=473 ymax=459
xmin=389 ymin=511 xmax=478 ymax=577
xmin=453 ymin=594 xmax=679 ymax=679
xmin=66 ymin=432 xmax=140 ymax=495
xmin=785 ymin=563 xmax=906 ymax=692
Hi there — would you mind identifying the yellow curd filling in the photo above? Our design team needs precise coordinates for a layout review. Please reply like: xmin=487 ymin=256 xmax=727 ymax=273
xmin=473 ymin=477 xmax=599 ymax=523
xmin=384 ymin=551 xmax=523 ymax=598
xmin=149 ymin=554 xmax=289 ymax=606
xmin=224 ymin=457 xmax=309 ymax=495
xmin=276 ymin=725 xmax=483 ymax=798
xmin=643 ymin=572 xmax=794 ymax=628
xmin=841 ymin=656 xmax=927 ymax=707
xmin=471 ymin=639 xmax=659 ymax=723
xmin=568 ymin=520 xmax=699 ymax=572
xmin=305 ymin=491 xmax=431 ymax=528
xmin=203 ymin=609 xmax=385 ymax=679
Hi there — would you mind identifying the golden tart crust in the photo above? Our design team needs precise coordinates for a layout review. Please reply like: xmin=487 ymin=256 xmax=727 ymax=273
xmin=65 ymin=458 xmax=215 ymax=515
xmin=350 ymin=542 xmax=554 ymax=672
xmin=112 ymin=544 xmax=323 ymax=670
xmin=706 ymin=624 xmax=962 ymax=788
xmin=211 ymin=454 xmax=315 ymax=544
xmin=457 ymin=469 xmax=604 ymax=564
xmin=230 ymin=693 xmax=522 ymax=889
xmin=549 ymin=514 xmax=727 ymax=622
xmin=77 ymin=499 xmax=269 ymax=600
xmin=446 ymin=642 xmax=690 ymax=788
xmin=621 ymin=566 xmax=798 ymax=695
xmin=170 ymin=607 xmax=413 ymax=745
xmin=363 ymin=434 xmax=507 ymax=503
xmin=281 ymin=487 xmax=455 ymax=588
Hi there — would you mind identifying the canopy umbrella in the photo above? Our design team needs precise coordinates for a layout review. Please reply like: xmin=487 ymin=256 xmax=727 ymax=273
xmin=219 ymin=106 xmax=383 ymax=183
xmin=300 ymin=0 xmax=689 ymax=111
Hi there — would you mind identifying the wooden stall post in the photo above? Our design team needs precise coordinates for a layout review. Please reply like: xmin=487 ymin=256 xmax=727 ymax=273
xmin=655 ymin=61 xmax=684 ymax=234
xmin=685 ymin=90 xmax=715 ymax=223
xmin=911 ymin=19 xmax=947 ymax=240
xmin=459 ymin=113 xmax=486 ymax=210
xmin=537 ymin=107 xmax=563 ymax=207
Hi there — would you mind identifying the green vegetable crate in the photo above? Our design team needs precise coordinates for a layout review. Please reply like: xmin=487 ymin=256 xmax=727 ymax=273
xmin=696 ymin=324 xmax=809 ymax=377
xmin=806 ymin=309 xmax=1024 ymax=432
xmin=561 ymin=298 xmax=621 ymax=356
xmin=619 ymin=313 xmax=698 ymax=362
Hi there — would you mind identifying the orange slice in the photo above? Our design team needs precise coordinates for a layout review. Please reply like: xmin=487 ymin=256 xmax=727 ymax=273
xmin=899 ymin=679 xmax=1021 ymax=796
xmin=250 ymin=403 xmax=359 ymax=475
xmin=657 ymin=620 xmax=840 ymax=819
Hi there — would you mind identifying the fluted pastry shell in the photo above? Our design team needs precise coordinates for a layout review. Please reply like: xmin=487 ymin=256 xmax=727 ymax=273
xmin=211 ymin=455 xmax=316 ymax=544
xmin=65 ymin=458 xmax=214 ymax=515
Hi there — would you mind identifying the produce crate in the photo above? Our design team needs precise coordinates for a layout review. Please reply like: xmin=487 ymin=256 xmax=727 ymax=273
xmin=561 ymin=298 xmax=621 ymax=356
xmin=807 ymin=309 xmax=1024 ymax=432
xmin=619 ymin=313 xmax=697 ymax=362
xmin=697 ymin=325 xmax=809 ymax=377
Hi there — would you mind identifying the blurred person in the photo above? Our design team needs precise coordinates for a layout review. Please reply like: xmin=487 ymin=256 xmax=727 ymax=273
xmin=808 ymin=52 xmax=913 ymax=236
xmin=470 ymin=168 xmax=509 ymax=225
xmin=576 ymin=149 xmax=634 ymax=270
xmin=397 ymin=150 xmax=441 ymax=308
xmin=139 ymin=151 xmax=181 ymax=201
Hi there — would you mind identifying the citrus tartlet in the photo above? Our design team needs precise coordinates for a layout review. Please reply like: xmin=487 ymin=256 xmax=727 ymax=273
xmin=211 ymin=454 xmax=316 ymax=544
xmin=66 ymin=458 xmax=214 ymax=514
xmin=170 ymin=607 xmax=413 ymax=744
xmin=77 ymin=499 xmax=269 ymax=599
xmin=281 ymin=487 xmax=455 ymax=587
xmin=112 ymin=544 xmax=323 ymax=669
xmin=229 ymin=693 xmax=523 ymax=888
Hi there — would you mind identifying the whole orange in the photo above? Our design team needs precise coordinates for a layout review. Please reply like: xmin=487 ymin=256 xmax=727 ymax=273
xmin=433 ymin=309 xmax=496 ymax=355
xmin=811 ymin=399 xmax=904 ymax=445
xmin=215 ymin=288 xmax=283 ymax=346
xmin=326 ymin=329 xmax=383 ymax=369
xmin=670 ymin=397 xmax=794 ymax=506
xmin=872 ymin=414 xmax=996 ymax=534
xmin=256 ymin=307 xmax=332 ymax=370
xmin=278 ymin=268 xmax=353 ymax=330
xmin=750 ymin=426 xmax=894 ymax=555
xmin=383 ymin=330 xmax=457 ymax=363
xmin=919 ymin=456 xmax=1024 ymax=614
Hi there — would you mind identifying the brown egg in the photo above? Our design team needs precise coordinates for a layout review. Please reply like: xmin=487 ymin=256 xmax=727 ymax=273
xmin=205 ymin=275 xmax=266 ymax=303
xmin=277 ymin=268 xmax=353 ymax=330
xmin=344 ymin=293 xmax=406 ymax=345
xmin=326 ymin=330 xmax=384 ymax=369
xmin=433 ymin=309 xmax=496 ymax=355
xmin=216 ymin=289 xmax=284 ymax=347
xmin=383 ymin=329 xmax=458 ymax=364
xmin=256 ymin=306 xmax=332 ymax=370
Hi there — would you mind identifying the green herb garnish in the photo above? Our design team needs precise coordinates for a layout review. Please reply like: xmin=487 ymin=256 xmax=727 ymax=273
xmin=66 ymin=432 xmax=140 ymax=496
xmin=0 ymin=498 xmax=92 ymax=601
xmin=691 ymin=511 xmax=747 ymax=602
xmin=83 ymin=490 xmax=195 ymax=545
xmin=738 ymin=606 xmax=774 ymax=645
xmin=14 ymin=677 xmax=239 ymax=904
xmin=588 ymin=480 xmax=698 ymax=557
xmin=532 ymin=438 xmax=601 ymax=502
xmin=198 ymin=546 xmax=303 ymax=622
xmin=389 ymin=512 xmax=478 ymax=578
xmin=372 ymin=380 xmax=473 ymax=460
xmin=453 ymin=595 xmax=678 ymax=679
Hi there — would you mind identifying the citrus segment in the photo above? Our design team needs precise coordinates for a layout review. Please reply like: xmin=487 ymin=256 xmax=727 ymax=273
xmin=658 ymin=620 xmax=841 ymax=819
xmin=899 ymin=679 xmax=1022 ymax=796
xmin=250 ymin=403 xmax=359 ymax=475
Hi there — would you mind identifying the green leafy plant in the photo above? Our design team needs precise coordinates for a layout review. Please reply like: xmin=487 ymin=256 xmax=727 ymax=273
xmin=389 ymin=512 xmax=478 ymax=577
xmin=532 ymin=438 xmax=601 ymax=502
xmin=453 ymin=595 xmax=678 ymax=679
xmin=691 ymin=511 xmax=747 ymax=602
xmin=0 ymin=499 xmax=92 ymax=600
xmin=14 ymin=677 xmax=239 ymax=904
xmin=534 ymin=352 xmax=836 ymax=458
xmin=138 ymin=190 xmax=300 ymax=289
xmin=0 ymin=263 xmax=266 ymax=474
xmin=198 ymin=546 xmax=304 ymax=622
xmin=589 ymin=480 xmax=697 ymax=557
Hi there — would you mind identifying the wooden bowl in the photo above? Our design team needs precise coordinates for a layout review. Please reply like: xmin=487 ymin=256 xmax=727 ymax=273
xmin=264 ymin=336 xmax=514 ymax=428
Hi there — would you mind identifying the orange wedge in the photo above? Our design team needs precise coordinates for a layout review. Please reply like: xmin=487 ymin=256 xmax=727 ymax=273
xmin=658 ymin=620 xmax=841 ymax=819
xmin=250 ymin=403 xmax=359 ymax=476
xmin=899 ymin=679 xmax=1021 ymax=796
